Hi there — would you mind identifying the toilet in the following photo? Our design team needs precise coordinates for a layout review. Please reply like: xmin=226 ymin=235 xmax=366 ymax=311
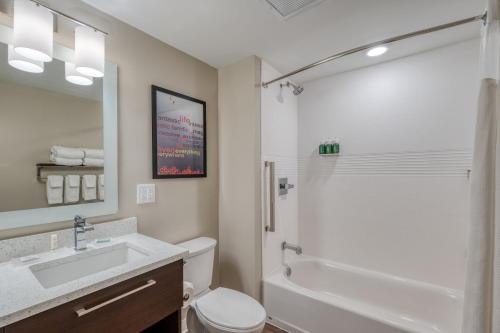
xmin=178 ymin=237 xmax=266 ymax=333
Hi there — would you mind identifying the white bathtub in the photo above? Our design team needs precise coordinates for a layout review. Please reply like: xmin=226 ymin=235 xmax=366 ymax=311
xmin=263 ymin=257 xmax=463 ymax=333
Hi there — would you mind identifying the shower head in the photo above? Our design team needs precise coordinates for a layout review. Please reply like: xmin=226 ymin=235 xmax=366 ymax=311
xmin=291 ymin=83 xmax=304 ymax=95
xmin=281 ymin=81 xmax=304 ymax=96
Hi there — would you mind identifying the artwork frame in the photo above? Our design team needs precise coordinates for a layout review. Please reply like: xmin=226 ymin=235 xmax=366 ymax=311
xmin=152 ymin=85 xmax=207 ymax=179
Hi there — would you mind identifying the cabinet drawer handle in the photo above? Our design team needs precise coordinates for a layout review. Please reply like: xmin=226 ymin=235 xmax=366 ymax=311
xmin=75 ymin=279 xmax=157 ymax=317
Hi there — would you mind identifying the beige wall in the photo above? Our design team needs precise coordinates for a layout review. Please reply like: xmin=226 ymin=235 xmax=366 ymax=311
xmin=0 ymin=0 xmax=219 ymax=285
xmin=0 ymin=80 xmax=102 ymax=211
xmin=218 ymin=56 xmax=262 ymax=299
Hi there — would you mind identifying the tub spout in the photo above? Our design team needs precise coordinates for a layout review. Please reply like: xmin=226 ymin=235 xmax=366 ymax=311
xmin=284 ymin=264 xmax=292 ymax=277
xmin=282 ymin=241 xmax=302 ymax=255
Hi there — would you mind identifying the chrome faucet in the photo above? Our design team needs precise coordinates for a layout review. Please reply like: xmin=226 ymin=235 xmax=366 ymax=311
xmin=74 ymin=215 xmax=94 ymax=251
xmin=281 ymin=241 xmax=302 ymax=255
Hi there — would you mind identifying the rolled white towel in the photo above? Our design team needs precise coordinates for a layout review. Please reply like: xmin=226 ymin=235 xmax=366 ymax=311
xmin=50 ymin=146 xmax=84 ymax=159
xmin=49 ymin=156 xmax=83 ymax=166
xmin=82 ymin=148 xmax=104 ymax=159
xmin=83 ymin=158 xmax=104 ymax=167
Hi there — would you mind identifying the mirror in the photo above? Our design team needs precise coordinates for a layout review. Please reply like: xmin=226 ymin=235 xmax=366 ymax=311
xmin=0 ymin=24 xmax=117 ymax=230
xmin=0 ymin=42 xmax=103 ymax=211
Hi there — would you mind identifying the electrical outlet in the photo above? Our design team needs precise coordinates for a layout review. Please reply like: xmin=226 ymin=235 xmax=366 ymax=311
xmin=137 ymin=184 xmax=156 ymax=204
xmin=50 ymin=234 xmax=58 ymax=250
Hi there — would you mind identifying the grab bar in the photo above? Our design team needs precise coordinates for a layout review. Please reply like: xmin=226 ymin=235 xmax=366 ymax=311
xmin=265 ymin=161 xmax=275 ymax=232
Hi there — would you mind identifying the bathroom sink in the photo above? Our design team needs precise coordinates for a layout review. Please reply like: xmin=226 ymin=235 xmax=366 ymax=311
xmin=29 ymin=242 xmax=150 ymax=288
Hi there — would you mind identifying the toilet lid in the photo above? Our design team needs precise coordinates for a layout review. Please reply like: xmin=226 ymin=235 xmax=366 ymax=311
xmin=195 ymin=288 xmax=266 ymax=330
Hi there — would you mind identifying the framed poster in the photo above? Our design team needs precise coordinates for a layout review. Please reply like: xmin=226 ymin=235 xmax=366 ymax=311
xmin=152 ymin=85 xmax=207 ymax=178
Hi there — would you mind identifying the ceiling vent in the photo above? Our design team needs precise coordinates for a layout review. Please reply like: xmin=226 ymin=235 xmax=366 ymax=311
xmin=263 ymin=0 xmax=325 ymax=19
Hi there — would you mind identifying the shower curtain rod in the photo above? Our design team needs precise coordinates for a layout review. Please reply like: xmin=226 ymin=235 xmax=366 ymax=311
xmin=261 ymin=12 xmax=487 ymax=87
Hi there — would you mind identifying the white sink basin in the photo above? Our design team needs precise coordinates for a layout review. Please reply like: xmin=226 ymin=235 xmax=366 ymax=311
xmin=29 ymin=242 xmax=150 ymax=288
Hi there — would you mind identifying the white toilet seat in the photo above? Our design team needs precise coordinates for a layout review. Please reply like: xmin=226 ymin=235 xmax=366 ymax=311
xmin=195 ymin=307 xmax=265 ymax=333
xmin=194 ymin=287 xmax=266 ymax=333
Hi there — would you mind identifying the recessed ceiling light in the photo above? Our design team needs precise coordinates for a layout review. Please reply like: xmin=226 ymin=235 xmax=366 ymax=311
xmin=367 ymin=46 xmax=388 ymax=57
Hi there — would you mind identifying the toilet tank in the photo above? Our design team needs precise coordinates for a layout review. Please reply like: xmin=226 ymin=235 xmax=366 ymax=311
xmin=177 ymin=237 xmax=217 ymax=297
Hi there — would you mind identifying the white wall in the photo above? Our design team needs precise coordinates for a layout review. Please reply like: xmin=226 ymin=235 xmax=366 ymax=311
xmin=298 ymin=39 xmax=480 ymax=290
xmin=261 ymin=62 xmax=299 ymax=278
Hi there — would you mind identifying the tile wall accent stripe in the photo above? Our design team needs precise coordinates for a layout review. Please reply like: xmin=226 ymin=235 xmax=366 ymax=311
xmin=266 ymin=149 xmax=473 ymax=176
xmin=300 ymin=149 xmax=472 ymax=176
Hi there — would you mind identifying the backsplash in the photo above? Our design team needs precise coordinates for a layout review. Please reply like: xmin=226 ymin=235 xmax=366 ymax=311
xmin=0 ymin=217 xmax=137 ymax=263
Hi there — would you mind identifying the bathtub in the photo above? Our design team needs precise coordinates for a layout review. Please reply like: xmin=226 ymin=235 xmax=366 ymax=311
xmin=263 ymin=257 xmax=463 ymax=333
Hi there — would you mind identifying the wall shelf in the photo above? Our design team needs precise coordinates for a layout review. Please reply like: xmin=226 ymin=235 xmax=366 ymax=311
xmin=36 ymin=163 xmax=103 ymax=183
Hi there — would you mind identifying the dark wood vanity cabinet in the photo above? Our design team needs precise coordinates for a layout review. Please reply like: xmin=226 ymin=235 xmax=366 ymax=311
xmin=5 ymin=260 xmax=183 ymax=333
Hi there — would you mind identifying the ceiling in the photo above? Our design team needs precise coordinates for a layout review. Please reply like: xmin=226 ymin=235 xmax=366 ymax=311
xmin=81 ymin=0 xmax=484 ymax=82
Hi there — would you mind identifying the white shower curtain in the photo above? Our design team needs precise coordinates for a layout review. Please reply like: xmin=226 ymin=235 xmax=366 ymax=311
xmin=462 ymin=1 xmax=500 ymax=332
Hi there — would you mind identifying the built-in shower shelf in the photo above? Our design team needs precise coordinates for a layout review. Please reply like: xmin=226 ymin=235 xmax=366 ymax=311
xmin=319 ymin=154 xmax=341 ymax=157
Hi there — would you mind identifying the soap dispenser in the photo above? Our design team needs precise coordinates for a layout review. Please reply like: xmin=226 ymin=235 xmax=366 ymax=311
xmin=319 ymin=139 xmax=326 ymax=155
xmin=334 ymin=137 xmax=340 ymax=154
xmin=325 ymin=138 xmax=333 ymax=154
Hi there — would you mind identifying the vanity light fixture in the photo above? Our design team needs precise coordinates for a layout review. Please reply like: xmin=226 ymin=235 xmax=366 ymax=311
xmin=75 ymin=26 xmax=105 ymax=78
xmin=6 ymin=0 xmax=108 ymax=79
xmin=8 ymin=44 xmax=44 ymax=73
xmin=65 ymin=62 xmax=93 ymax=86
xmin=366 ymin=46 xmax=388 ymax=57
xmin=13 ymin=0 xmax=53 ymax=62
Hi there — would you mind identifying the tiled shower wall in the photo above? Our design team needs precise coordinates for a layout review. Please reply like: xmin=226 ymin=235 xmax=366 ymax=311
xmin=297 ymin=39 xmax=480 ymax=290
xmin=261 ymin=61 xmax=299 ymax=278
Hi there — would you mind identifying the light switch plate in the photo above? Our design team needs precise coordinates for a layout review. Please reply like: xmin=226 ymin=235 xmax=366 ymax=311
xmin=137 ymin=184 xmax=156 ymax=204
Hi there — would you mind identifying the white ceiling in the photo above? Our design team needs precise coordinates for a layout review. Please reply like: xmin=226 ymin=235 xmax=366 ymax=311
xmin=81 ymin=0 xmax=484 ymax=82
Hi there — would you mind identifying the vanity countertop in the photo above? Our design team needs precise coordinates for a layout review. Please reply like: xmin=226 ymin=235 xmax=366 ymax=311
xmin=0 ymin=232 xmax=188 ymax=327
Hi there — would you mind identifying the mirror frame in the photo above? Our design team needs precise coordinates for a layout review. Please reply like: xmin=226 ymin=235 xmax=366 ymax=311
xmin=0 ymin=24 xmax=118 ymax=230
